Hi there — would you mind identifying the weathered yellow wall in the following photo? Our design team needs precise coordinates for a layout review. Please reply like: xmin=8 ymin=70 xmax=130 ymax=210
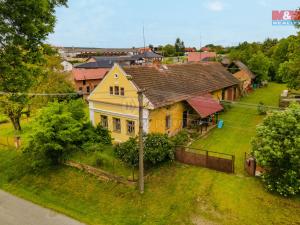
xmin=212 ymin=90 xmax=222 ymax=100
xmin=149 ymin=102 xmax=185 ymax=136
xmin=89 ymin=64 xmax=143 ymax=142
xmin=93 ymin=111 xmax=138 ymax=142
xmin=89 ymin=65 xmax=140 ymax=107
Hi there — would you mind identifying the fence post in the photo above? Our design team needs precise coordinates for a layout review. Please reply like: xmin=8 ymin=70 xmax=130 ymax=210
xmin=244 ymin=152 xmax=246 ymax=171
xmin=205 ymin=150 xmax=208 ymax=167
xmin=232 ymin=155 xmax=235 ymax=173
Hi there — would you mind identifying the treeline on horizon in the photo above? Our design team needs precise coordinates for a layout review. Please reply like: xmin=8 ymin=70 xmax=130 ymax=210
xmin=228 ymin=34 xmax=300 ymax=89
xmin=153 ymin=32 xmax=300 ymax=89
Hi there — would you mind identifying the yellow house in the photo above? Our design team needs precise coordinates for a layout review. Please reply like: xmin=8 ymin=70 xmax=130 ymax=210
xmin=88 ymin=62 xmax=240 ymax=142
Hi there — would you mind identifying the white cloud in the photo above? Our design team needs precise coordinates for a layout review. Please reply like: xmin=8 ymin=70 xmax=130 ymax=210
xmin=207 ymin=1 xmax=224 ymax=12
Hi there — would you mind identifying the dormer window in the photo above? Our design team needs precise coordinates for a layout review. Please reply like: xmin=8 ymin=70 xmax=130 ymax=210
xmin=114 ymin=86 xmax=119 ymax=95
xmin=109 ymin=86 xmax=124 ymax=96
xmin=120 ymin=87 xmax=125 ymax=96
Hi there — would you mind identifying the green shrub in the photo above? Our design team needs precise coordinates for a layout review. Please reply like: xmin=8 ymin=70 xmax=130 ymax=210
xmin=95 ymin=124 xmax=113 ymax=145
xmin=22 ymin=100 xmax=86 ymax=171
xmin=93 ymin=152 xmax=110 ymax=167
xmin=251 ymin=104 xmax=300 ymax=196
xmin=114 ymin=133 xmax=175 ymax=168
xmin=0 ymin=114 xmax=8 ymax=124
xmin=82 ymin=142 xmax=105 ymax=153
xmin=114 ymin=137 xmax=139 ymax=167
xmin=144 ymin=133 xmax=175 ymax=165
xmin=170 ymin=130 xmax=190 ymax=146
xmin=81 ymin=123 xmax=113 ymax=146
xmin=257 ymin=101 xmax=267 ymax=115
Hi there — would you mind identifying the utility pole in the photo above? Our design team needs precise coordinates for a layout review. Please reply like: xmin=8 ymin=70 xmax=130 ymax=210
xmin=137 ymin=89 xmax=145 ymax=194
xmin=143 ymin=25 xmax=146 ymax=51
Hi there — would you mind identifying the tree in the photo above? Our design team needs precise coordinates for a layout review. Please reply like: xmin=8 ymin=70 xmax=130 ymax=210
xmin=23 ymin=100 xmax=85 ymax=170
xmin=0 ymin=0 xmax=68 ymax=131
xmin=248 ymin=51 xmax=271 ymax=82
xmin=149 ymin=44 xmax=154 ymax=51
xmin=276 ymin=34 xmax=300 ymax=89
xmin=251 ymin=104 xmax=300 ymax=196
xmin=277 ymin=59 xmax=300 ymax=90
xmin=175 ymin=38 xmax=185 ymax=56
xmin=261 ymin=38 xmax=278 ymax=57
xmin=271 ymin=38 xmax=291 ymax=72
xmin=229 ymin=41 xmax=261 ymax=64
xmin=162 ymin=44 xmax=176 ymax=57
xmin=30 ymin=53 xmax=76 ymax=108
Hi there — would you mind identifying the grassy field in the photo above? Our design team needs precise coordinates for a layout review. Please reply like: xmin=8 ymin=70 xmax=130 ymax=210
xmin=71 ymin=146 xmax=138 ymax=179
xmin=0 ymin=115 xmax=32 ymax=147
xmin=0 ymin=83 xmax=300 ymax=225
xmin=190 ymin=83 xmax=286 ymax=173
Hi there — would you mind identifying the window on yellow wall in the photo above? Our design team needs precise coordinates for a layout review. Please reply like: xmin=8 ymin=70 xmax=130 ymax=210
xmin=113 ymin=118 xmax=121 ymax=133
xmin=114 ymin=86 xmax=119 ymax=95
xmin=100 ymin=115 xmax=108 ymax=128
xmin=109 ymin=86 xmax=113 ymax=95
xmin=120 ymin=87 xmax=125 ymax=96
xmin=127 ymin=120 xmax=135 ymax=135
xmin=166 ymin=115 xmax=171 ymax=130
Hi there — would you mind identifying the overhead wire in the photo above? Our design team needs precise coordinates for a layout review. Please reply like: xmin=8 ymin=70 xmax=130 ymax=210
xmin=0 ymin=89 xmax=283 ymax=111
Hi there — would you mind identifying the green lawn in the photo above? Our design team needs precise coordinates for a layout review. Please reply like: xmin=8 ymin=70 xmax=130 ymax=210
xmin=0 ymin=115 xmax=32 ymax=147
xmin=71 ymin=146 xmax=138 ymax=180
xmin=0 ymin=83 xmax=299 ymax=225
xmin=191 ymin=83 xmax=286 ymax=173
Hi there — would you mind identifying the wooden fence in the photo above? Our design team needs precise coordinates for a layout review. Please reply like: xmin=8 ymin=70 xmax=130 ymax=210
xmin=175 ymin=147 xmax=235 ymax=173
xmin=0 ymin=136 xmax=15 ymax=148
xmin=244 ymin=152 xmax=256 ymax=176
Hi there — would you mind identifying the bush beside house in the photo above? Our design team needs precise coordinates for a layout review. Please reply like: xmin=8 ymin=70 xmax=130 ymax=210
xmin=22 ymin=100 xmax=113 ymax=171
xmin=251 ymin=104 xmax=300 ymax=196
xmin=115 ymin=132 xmax=190 ymax=168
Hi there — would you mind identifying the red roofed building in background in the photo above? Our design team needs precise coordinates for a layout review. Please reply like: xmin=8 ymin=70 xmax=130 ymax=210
xmin=184 ymin=47 xmax=196 ymax=53
xmin=72 ymin=68 xmax=109 ymax=99
xmin=187 ymin=52 xmax=217 ymax=62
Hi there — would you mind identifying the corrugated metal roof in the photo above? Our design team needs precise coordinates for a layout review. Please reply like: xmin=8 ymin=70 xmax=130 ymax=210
xmin=187 ymin=94 xmax=223 ymax=118
xmin=75 ymin=61 xmax=114 ymax=69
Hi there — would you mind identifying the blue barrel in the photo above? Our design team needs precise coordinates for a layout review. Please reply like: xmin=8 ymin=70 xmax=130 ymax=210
xmin=218 ymin=120 xmax=224 ymax=128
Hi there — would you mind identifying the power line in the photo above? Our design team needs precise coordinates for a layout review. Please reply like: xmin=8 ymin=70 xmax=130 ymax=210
xmin=0 ymin=89 xmax=283 ymax=110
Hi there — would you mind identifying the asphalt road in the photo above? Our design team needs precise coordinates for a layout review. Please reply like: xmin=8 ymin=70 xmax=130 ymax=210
xmin=0 ymin=190 xmax=85 ymax=225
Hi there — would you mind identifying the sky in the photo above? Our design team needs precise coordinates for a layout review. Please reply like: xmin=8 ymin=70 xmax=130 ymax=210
xmin=47 ymin=0 xmax=300 ymax=48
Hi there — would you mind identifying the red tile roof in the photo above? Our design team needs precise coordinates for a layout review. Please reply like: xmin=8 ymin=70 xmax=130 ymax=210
xmin=187 ymin=94 xmax=223 ymax=118
xmin=188 ymin=52 xmax=216 ymax=62
xmin=185 ymin=47 xmax=196 ymax=52
xmin=72 ymin=68 xmax=109 ymax=81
